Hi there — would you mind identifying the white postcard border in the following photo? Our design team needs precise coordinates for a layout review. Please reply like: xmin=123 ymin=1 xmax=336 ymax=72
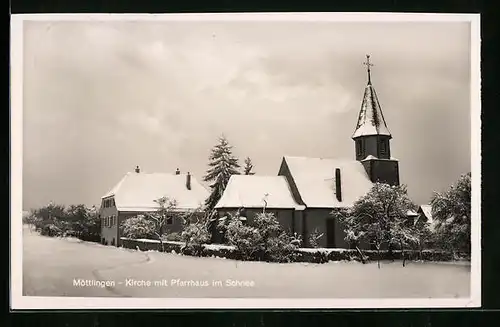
xmin=10 ymin=12 xmax=481 ymax=310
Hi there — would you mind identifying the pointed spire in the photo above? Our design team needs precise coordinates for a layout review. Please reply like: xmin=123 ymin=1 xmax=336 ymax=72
xmin=352 ymin=55 xmax=391 ymax=139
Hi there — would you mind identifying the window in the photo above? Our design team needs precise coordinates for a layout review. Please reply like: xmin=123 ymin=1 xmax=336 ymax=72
xmin=380 ymin=139 xmax=387 ymax=156
xmin=166 ymin=216 xmax=173 ymax=225
xmin=356 ymin=139 xmax=363 ymax=157
xmin=103 ymin=198 xmax=114 ymax=208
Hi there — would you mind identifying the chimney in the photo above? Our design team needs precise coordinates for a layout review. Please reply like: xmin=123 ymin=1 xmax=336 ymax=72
xmin=175 ymin=168 xmax=180 ymax=175
xmin=135 ymin=165 xmax=140 ymax=173
xmin=335 ymin=168 xmax=342 ymax=202
xmin=186 ymin=172 xmax=191 ymax=190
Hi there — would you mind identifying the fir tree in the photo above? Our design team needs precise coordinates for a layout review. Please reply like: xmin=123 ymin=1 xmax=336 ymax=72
xmin=203 ymin=135 xmax=240 ymax=211
xmin=243 ymin=157 xmax=255 ymax=175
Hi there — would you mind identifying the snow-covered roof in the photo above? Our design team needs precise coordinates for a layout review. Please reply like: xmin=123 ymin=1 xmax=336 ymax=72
xmin=419 ymin=205 xmax=433 ymax=222
xmin=417 ymin=204 xmax=437 ymax=231
xmin=282 ymin=156 xmax=374 ymax=208
xmin=215 ymin=175 xmax=303 ymax=210
xmin=362 ymin=154 xmax=378 ymax=161
xmin=361 ymin=155 xmax=399 ymax=162
xmin=101 ymin=171 xmax=209 ymax=212
xmin=352 ymin=84 xmax=391 ymax=138
xmin=407 ymin=210 xmax=419 ymax=217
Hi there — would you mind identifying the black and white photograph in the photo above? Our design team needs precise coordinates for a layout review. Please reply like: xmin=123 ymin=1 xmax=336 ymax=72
xmin=10 ymin=13 xmax=481 ymax=309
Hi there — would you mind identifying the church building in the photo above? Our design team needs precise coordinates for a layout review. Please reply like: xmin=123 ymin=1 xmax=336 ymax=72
xmin=215 ymin=55 xmax=400 ymax=248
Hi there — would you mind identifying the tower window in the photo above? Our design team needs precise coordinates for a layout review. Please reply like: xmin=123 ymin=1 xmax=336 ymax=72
xmin=380 ymin=139 xmax=387 ymax=156
xmin=356 ymin=139 xmax=363 ymax=157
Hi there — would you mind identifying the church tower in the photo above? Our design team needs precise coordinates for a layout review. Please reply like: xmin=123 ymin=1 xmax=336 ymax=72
xmin=352 ymin=55 xmax=400 ymax=186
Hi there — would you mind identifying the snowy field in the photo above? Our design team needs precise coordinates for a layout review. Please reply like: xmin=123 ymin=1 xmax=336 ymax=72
xmin=22 ymin=226 xmax=470 ymax=298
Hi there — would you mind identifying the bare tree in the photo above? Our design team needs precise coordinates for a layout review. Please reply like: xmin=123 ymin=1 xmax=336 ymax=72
xmin=144 ymin=197 xmax=179 ymax=252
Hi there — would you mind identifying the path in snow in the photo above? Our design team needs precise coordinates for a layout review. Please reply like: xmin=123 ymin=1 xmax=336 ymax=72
xmin=22 ymin=227 xmax=470 ymax=298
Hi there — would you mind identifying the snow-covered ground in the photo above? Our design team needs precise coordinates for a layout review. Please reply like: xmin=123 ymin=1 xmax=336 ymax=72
xmin=22 ymin=227 xmax=470 ymax=298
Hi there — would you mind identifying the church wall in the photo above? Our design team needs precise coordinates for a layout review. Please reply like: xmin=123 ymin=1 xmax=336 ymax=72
xmin=215 ymin=207 xmax=295 ymax=234
xmin=293 ymin=210 xmax=304 ymax=238
xmin=302 ymin=208 xmax=349 ymax=248
xmin=215 ymin=206 xmax=370 ymax=249
xmin=362 ymin=159 xmax=400 ymax=186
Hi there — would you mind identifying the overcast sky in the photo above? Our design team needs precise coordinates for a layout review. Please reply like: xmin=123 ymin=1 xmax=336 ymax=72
xmin=22 ymin=19 xmax=472 ymax=210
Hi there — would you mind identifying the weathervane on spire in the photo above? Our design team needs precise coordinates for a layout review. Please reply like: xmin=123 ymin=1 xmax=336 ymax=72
xmin=363 ymin=54 xmax=374 ymax=85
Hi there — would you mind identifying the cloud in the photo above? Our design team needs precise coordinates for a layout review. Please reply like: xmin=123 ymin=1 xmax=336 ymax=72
xmin=21 ymin=20 xmax=472 ymax=208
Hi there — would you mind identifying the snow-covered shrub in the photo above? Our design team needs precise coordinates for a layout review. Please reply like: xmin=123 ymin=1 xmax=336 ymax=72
xmin=40 ymin=223 xmax=63 ymax=237
xmin=290 ymin=232 xmax=303 ymax=247
xmin=164 ymin=232 xmax=182 ymax=242
xmin=226 ymin=220 xmax=263 ymax=260
xmin=308 ymin=228 xmax=324 ymax=248
xmin=216 ymin=212 xmax=240 ymax=244
xmin=223 ymin=212 xmax=300 ymax=262
xmin=180 ymin=223 xmax=211 ymax=256
xmin=265 ymin=232 xmax=301 ymax=263
xmin=253 ymin=212 xmax=283 ymax=242
xmin=121 ymin=215 xmax=156 ymax=239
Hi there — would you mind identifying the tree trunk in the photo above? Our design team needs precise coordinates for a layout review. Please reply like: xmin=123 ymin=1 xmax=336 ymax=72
xmin=400 ymin=241 xmax=406 ymax=267
xmin=388 ymin=243 xmax=395 ymax=262
xmin=419 ymin=241 xmax=423 ymax=261
xmin=376 ymin=245 xmax=381 ymax=269
xmin=156 ymin=233 xmax=165 ymax=252
xmin=356 ymin=246 xmax=366 ymax=264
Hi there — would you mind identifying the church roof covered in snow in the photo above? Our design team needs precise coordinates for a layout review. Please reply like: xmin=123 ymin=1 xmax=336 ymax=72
xmin=281 ymin=156 xmax=374 ymax=208
xmin=215 ymin=175 xmax=304 ymax=210
xmin=101 ymin=170 xmax=209 ymax=212
xmin=352 ymin=83 xmax=392 ymax=139
xmin=352 ymin=56 xmax=391 ymax=139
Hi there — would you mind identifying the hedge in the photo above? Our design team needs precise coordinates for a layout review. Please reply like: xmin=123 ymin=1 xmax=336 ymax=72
xmin=120 ymin=238 xmax=468 ymax=264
